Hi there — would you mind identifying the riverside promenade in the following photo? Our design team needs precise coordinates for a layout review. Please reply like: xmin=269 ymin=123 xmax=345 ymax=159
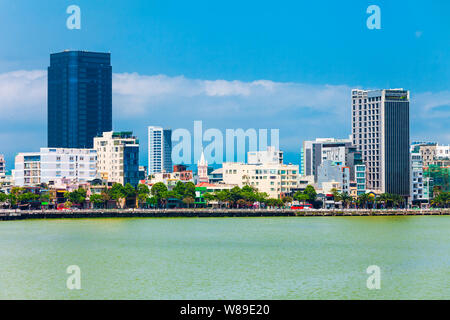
xmin=0 ymin=208 xmax=449 ymax=221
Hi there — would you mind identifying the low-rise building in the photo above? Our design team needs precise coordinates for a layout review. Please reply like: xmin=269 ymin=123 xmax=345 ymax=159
xmin=148 ymin=165 xmax=194 ymax=187
xmin=222 ymin=148 xmax=298 ymax=199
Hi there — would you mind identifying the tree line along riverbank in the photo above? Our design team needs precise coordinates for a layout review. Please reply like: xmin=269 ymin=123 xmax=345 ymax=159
xmin=0 ymin=208 xmax=449 ymax=221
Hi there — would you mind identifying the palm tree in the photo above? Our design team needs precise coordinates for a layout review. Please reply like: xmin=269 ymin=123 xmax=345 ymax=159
xmin=341 ymin=192 xmax=353 ymax=209
xmin=377 ymin=193 xmax=389 ymax=209
xmin=357 ymin=193 xmax=369 ymax=209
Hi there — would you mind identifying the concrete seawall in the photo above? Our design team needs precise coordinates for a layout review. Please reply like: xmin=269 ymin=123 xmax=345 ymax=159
xmin=0 ymin=209 xmax=449 ymax=221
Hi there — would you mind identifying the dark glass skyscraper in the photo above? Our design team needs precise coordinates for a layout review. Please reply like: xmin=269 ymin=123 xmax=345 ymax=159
xmin=48 ymin=50 xmax=112 ymax=148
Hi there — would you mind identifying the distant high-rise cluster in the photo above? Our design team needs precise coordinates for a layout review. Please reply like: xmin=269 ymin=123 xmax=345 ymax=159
xmin=5 ymin=49 xmax=443 ymax=207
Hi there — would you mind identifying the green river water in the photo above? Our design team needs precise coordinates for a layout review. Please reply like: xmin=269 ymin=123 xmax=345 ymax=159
xmin=0 ymin=216 xmax=448 ymax=299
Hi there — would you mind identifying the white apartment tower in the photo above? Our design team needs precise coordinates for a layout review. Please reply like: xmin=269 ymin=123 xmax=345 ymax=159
xmin=148 ymin=126 xmax=172 ymax=174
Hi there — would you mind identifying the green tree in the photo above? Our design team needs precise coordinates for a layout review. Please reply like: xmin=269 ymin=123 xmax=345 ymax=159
xmin=151 ymin=182 xmax=168 ymax=208
xmin=265 ymin=198 xmax=283 ymax=207
xmin=173 ymin=181 xmax=186 ymax=198
xmin=124 ymin=183 xmax=136 ymax=198
xmin=330 ymin=188 xmax=342 ymax=202
xmin=357 ymin=193 xmax=369 ymax=209
xmin=123 ymin=183 xmax=137 ymax=208
xmin=90 ymin=194 xmax=104 ymax=208
xmin=183 ymin=182 xmax=196 ymax=199
xmin=282 ymin=196 xmax=293 ymax=204
xmin=341 ymin=192 xmax=353 ymax=209
xmin=255 ymin=192 xmax=269 ymax=204
xmin=39 ymin=192 xmax=50 ymax=203
xmin=17 ymin=192 xmax=39 ymax=204
xmin=229 ymin=186 xmax=243 ymax=207
xmin=182 ymin=196 xmax=194 ymax=208
xmin=377 ymin=193 xmax=390 ymax=208
xmin=137 ymin=184 xmax=150 ymax=208
xmin=304 ymin=185 xmax=317 ymax=203
xmin=109 ymin=183 xmax=126 ymax=208
xmin=147 ymin=196 xmax=158 ymax=208
xmin=216 ymin=190 xmax=230 ymax=208
xmin=64 ymin=188 xmax=87 ymax=206
xmin=294 ymin=191 xmax=309 ymax=204
xmin=431 ymin=191 xmax=450 ymax=208
xmin=203 ymin=192 xmax=216 ymax=205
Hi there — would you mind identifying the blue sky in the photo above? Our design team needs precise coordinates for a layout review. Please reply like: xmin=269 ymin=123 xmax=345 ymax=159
xmin=0 ymin=0 xmax=449 ymax=169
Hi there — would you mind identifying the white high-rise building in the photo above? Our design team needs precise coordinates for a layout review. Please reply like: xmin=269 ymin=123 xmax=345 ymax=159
xmin=148 ymin=126 xmax=172 ymax=174
xmin=13 ymin=148 xmax=97 ymax=186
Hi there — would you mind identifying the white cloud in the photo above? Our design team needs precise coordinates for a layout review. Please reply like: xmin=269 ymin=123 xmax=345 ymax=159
xmin=112 ymin=72 xmax=352 ymax=119
xmin=411 ymin=90 xmax=450 ymax=117
xmin=0 ymin=70 xmax=46 ymax=118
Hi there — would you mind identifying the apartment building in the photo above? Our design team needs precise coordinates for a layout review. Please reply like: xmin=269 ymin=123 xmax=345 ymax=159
xmin=94 ymin=131 xmax=140 ymax=186
xmin=222 ymin=148 xmax=298 ymax=198
xmin=410 ymin=151 xmax=427 ymax=204
xmin=13 ymin=148 xmax=97 ymax=186
xmin=148 ymin=126 xmax=172 ymax=174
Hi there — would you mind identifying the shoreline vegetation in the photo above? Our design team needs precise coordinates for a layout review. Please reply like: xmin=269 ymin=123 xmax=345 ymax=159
xmin=1 ymin=208 xmax=449 ymax=221
xmin=3 ymin=183 xmax=450 ymax=212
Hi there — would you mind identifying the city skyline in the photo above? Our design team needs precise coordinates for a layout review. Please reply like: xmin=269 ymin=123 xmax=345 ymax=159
xmin=1 ymin=0 xmax=449 ymax=305
xmin=1 ymin=1 xmax=449 ymax=169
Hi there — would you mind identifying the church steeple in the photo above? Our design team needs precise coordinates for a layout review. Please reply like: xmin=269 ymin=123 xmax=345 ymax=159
xmin=197 ymin=150 xmax=209 ymax=183
xmin=198 ymin=150 xmax=207 ymax=167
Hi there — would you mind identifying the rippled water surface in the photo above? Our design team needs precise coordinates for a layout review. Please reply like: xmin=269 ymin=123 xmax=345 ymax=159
xmin=0 ymin=216 xmax=448 ymax=299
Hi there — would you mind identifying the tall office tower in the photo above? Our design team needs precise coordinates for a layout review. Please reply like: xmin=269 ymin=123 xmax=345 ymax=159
xmin=148 ymin=127 xmax=172 ymax=174
xmin=351 ymin=89 xmax=410 ymax=197
xmin=48 ymin=50 xmax=112 ymax=148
